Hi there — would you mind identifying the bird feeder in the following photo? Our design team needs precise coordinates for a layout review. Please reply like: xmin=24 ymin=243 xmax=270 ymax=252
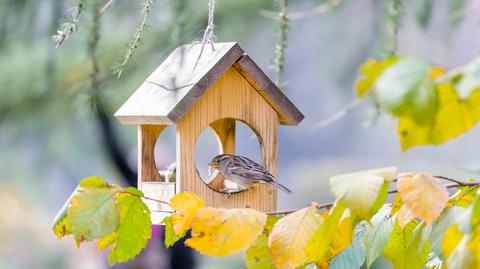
xmin=115 ymin=42 xmax=303 ymax=222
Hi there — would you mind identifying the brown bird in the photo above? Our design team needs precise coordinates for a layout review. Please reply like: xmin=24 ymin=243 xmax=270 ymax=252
xmin=208 ymin=154 xmax=293 ymax=194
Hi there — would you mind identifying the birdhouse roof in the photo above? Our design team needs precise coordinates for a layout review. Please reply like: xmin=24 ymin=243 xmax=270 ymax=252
xmin=114 ymin=42 xmax=304 ymax=125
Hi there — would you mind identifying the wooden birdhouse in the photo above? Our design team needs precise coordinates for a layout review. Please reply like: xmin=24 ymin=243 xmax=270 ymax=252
xmin=115 ymin=42 xmax=303 ymax=222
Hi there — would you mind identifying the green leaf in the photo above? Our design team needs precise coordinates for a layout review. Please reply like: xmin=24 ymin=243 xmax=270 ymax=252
xmin=67 ymin=187 xmax=120 ymax=241
xmin=163 ymin=216 xmax=187 ymax=248
xmin=398 ymin=85 xmax=480 ymax=150
xmin=446 ymin=58 xmax=480 ymax=99
xmin=79 ymin=176 xmax=109 ymax=188
xmin=376 ymin=57 xmax=439 ymax=124
xmin=306 ymin=201 xmax=347 ymax=262
xmin=329 ymin=225 xmax=366 ymax=269
xmin=330 ymin=167 xmax=397 ymax=220
xmin=355 ymin=57 xmax=400 ymax=97
xmin=108 ymin=192 xmax=152 ymax=266
xmin=246 ymin=215 xmax=280 ymax=269
xmin=384 ymin=220 xmax=430 ymax=269
xmin=365 ymin=207 xmax=394 ymax=268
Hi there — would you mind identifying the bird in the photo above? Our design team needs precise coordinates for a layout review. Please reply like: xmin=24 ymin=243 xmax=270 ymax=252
xmin=208 ymin=154 xmax=293 ymax=194
xmin=158 ymin=162 xmax=176 ymax=183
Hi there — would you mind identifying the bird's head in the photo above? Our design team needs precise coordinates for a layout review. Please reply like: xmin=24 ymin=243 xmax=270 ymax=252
xmin=208 ymin=154 xmax=232 ymax=170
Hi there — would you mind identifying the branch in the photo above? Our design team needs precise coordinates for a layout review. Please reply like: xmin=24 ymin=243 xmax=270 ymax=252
xmin=266 ymin=179 xmax=480 ymax=216
xmin=260 ymin=0 xmax=343 ymax=21
xmin=312 ymin=98 xmax=363 ymax=131
xmin=53 ymin=0 xmax=85 ymax=47
xmin=113 ymin=0 xmax=153 ymax=78
xmin=98 ymin=0 xmax=116 ymax=17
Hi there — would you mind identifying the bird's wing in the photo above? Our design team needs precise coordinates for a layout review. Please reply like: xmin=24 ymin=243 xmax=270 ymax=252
xmin=228 ymin=156 xmax=275 ymax=182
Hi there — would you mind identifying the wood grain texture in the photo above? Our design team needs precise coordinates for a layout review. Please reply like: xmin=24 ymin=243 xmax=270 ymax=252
xmin=233 ymin=55 xmax=304 ymax=125
xmin=138 ymin=124 xmax=166 ymax=186
xmin=208 ymin=119 xmax=236 ymax=190
xmin=115 ymin=43 xmax=304 ymax=126
xmin=176 ymin=67 xmax=278 ymax=211
xmin=115 ymin=42 xmax=244 ymax=124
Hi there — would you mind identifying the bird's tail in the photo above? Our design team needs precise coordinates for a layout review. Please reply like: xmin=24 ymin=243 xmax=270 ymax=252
xmin=271 ymin=181 xmax=293 ymax=194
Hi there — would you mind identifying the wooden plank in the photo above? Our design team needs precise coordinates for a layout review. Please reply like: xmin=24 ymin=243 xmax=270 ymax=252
xmin=208 ymin=119 xmax=236 ymax=190
xmin=115 ymin=43 xmax=304 ymax=127
xmin=138 ymin=125 xmax=167 ymax=186
xmin=176 ymin=67 xmax=278 ymax=212
xmin=233 ymin=55 xmax=305 ymax=125
xmin=115 ymin=42 xmax=244 ymax=124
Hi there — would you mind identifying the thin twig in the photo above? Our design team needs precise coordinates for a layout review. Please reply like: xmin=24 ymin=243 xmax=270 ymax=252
xmin=312 ymin=98 xmax=363 ymax=130
xmin=120 ymin=191 xmax=171 ymax=205
xmin=98 ymin=0 xmax=116 ymax=17
xmin=267 ymin=181 xmax=480 ymax=216
xmin=113 ymin=0 xmax=153 ymax=78
xmin=260 ymin=0 xmax=343 ymax=20
xmin=53 ymin=0 xmax=84 ymax=47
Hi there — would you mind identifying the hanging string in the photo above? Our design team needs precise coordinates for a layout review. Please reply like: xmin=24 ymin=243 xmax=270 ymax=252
xmin=192 ymin=0 xmax=216 ymax=72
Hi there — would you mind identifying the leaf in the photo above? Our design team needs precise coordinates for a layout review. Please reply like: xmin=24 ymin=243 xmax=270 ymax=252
xmin=329 ymin=226 xmax=366 ymax=269
xmin=448 ymin=185 xmax=479 ymax=208
xmin=67 ymin=185 xmax=120 ymax=241
xmin=107 ymin=191 xmax=152 ymax=266
xmin=397 ymin=84 xmax=480 ymax=150
xmin=330 ymin=167 xmax=397 ymax=220
xmin=430 ymin=206 xmax=466 ymax=257
xmin=170 ymin=192 xmax=204 ymax=236
xmin=186 ymin=207 xmax=267 ymax=256
xmin=306 ymin=201 xmax=347 ymax=263
xmin=397 ymin=173 xmax=449 ymax=224
xmin=376 ymin=57 xmax=439 ymax=124
xmin=163 ymin=216 xmax=187 ymax=248
xmin=246 ymin=215 xmax=281 ymax=269
xmin=441 ymin=224 xmax=463 ymax=258
xmin=355 ymin=57 xmax=399 ymax=97
xmin=384 ymin=220 xmax=430 ymax=269
xmin=397 ymin=204 xmax=416 ymax=228
xmin=268 ymin=204 xmax=323 ymax=269
xmin=97 ymin=232 xmax=118 ymax=250
xmin=447 ymin=235 xmax=477 ymax=269
xmin=365 ymin=207 xmax=394 ymax=268
xmin=446 ymin=57 xmax=480 ymax=99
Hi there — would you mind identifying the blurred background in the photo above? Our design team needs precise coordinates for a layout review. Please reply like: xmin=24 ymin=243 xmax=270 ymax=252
xmin=1 ymin=0 xmax=480 ymax=268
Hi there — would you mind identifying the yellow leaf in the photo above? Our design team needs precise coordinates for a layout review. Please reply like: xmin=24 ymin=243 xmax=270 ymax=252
xmin=330 ymin=167 xmax=397 ymax=219
xmin=447 ymin=236 xmax=478 ymax=269
xmin=355 ymin=57 xmax=400 ymax=97
xmin=448 ymin=186 xmax=479 ymax=208
xmin=185 ymin=207 xmax=267 ymax=256
xmin=268 ymin=204 xmax=323 ymax=269
xmin=397 ymin=205 xmax=416 ymax=228
xmin=246 ymin=215 xmax=281 ymax=269
xmin=430 ymin=66 xmax=446 ymax=79
xmin=398 ymin=85 xmax=480 ymax=150
xmin=397 ymin=173 xmax=449 ymax=224
xmin=441 ymin=225 xmax=463 ymax=258
xmin=170 ymin=192 xmax=204 ymax=236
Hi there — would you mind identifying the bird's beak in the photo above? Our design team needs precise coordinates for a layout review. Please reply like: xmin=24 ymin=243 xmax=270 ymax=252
xmin=207 ymin=162 xmax=217 ymax=176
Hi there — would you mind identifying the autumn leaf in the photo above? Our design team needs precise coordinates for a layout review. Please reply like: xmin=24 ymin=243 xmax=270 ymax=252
xmin=163 ymin=216 xmax=187 ymax=248
xmin=441 ymin=224 xmax=463 ymax=258
xmin=185 ymin=207 xmax=267 ymax=256
xmin=170 ymin=192 xmax=204 ymax=236
xmin=355 ymin=57 xmax=399 ymax=97
xmin=108 ymin=188 xmax=152 ymax=266
xmin=329 ymin=224 xmax=366 ymax=269
xmin=306 ymin=201 xmax=347 ymax=263
xmin=67 ymin=182 xmax=120 ymax=242
xmin=397 ymin=204 xmax=416 ymax=228
xmin=443 ymin=57 xmax=480 ymax=99
xmin=398 ymin=84 xmax=480 ymax=150
xmin=268 ymin=204 xmax=323 ymax=269
xmin=330 ymin=167 xmax=397 ymax=220
xmin=384 ymin=220 xmax=430 ymax=269
xmin=447 ymin=235 xmax=478 ymax=269
xmin=246 ymin=215 xmax=281 ymax=269
xmin=375 ymin=57 xmax=439 ymax=124
xmin=364 ymin=206 xmax=394 ymax=268
xmin=397 ymin=173 xmax=449 ymax=224
xmin=448 ymin=185 xmax=479 ymax=208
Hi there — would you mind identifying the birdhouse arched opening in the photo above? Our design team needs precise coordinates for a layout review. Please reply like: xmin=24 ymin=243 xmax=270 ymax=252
xmin=194 ymin=118 xmax=263 ymax=194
